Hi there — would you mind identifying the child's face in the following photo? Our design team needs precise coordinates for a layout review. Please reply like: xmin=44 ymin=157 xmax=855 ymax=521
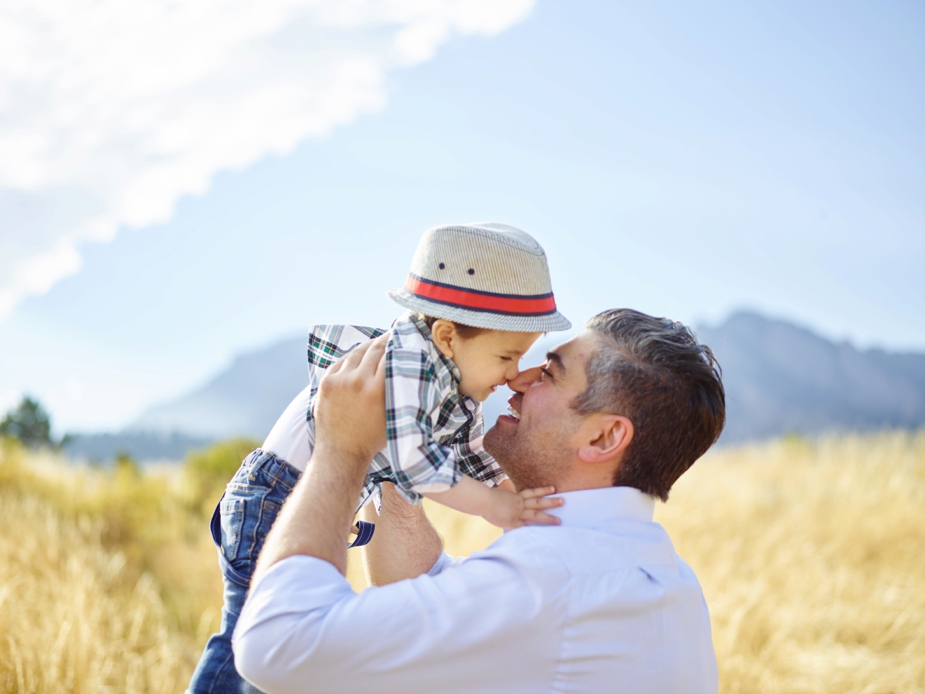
xmin=437 ymin=325 xmax=542 ymax=402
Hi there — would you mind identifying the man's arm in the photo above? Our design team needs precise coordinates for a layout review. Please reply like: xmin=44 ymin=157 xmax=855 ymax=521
xmin=360 ymin=482 xmax=445 ymax=586
xmin=233 ymin=335 xmax=561 ymax=694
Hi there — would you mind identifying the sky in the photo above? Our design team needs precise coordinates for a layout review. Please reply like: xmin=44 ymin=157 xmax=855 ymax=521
xmin=1 ymin=0 xmax=923 ymax=435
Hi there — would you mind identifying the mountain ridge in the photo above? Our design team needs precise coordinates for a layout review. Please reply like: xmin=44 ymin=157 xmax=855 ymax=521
xmin=697 ymin=311 xmax=925 ymax=442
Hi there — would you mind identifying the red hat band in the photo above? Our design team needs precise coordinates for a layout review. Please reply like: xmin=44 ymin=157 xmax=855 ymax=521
xmin=404 ymin=274 xmax=557 ymax=317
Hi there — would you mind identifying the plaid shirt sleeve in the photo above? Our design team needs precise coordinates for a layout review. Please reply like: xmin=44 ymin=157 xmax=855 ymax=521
xmin=384 ymin=346 xmax=462 ymax=495
xmin=305 ymin=324 xmax=388 ymax=434
xmin=307 ymin=325 xmax=387 ymax=375
xmin=449 ymin=403 xmax=507 ymax=487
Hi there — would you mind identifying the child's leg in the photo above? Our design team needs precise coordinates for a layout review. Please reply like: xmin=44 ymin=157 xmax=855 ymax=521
xmin=187 ymin=567 xmax=261 ymax=693
xmin=187 ymin=449 xmax=301 ymax=694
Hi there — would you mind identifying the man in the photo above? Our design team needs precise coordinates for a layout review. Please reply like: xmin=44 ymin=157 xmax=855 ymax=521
xmin=233 ymin=308 xmax=725 ymax=694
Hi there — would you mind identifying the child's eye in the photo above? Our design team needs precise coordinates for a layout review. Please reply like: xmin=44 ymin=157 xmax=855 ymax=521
xmin=500 ymin=356 xmax=513 ymax=362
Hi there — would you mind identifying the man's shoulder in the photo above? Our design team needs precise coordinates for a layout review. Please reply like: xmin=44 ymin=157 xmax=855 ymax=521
xmin=436 ymin=527 xmax=646 ymax=605
xmin=462 ymin=521 xmax=688 ymax=581
xmin=458 ymin=527 xmax=574 ymax=577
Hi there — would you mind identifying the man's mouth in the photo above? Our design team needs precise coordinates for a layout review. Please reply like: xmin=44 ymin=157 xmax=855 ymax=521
xmin=506 ymin=404 xmax=521 ymax=420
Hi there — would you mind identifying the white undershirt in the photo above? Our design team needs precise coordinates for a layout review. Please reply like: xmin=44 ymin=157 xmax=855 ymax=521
xmin=261 ymin=384 xmax=314 ymax=472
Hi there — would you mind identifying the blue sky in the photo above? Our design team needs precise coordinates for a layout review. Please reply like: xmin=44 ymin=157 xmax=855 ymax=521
xmin=1 ymin=0 xmax=923 ymax=434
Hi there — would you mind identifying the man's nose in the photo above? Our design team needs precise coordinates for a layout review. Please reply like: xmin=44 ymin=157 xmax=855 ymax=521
xmin=507 ymin=365 xmax=542 ymax=392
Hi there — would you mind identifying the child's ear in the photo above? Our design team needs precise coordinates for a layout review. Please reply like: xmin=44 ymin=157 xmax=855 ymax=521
xmin=430 ymin=319 xmax=457 ymax=359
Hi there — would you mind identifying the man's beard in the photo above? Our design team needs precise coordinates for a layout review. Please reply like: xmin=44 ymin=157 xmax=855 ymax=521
xmin=484 ymin=422 xmax=572 ymax=492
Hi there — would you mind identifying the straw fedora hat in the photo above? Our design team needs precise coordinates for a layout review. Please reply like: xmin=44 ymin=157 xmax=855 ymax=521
xmin=387 ymin=222 xmax=571 ymax=332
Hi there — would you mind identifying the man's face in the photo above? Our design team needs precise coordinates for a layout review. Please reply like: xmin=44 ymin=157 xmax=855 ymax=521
xmin=484 ymin=331 xmax=599 ymax=490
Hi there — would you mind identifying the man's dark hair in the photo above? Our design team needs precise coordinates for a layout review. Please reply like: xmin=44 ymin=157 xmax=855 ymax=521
xmin=571 ymin=308 xmax=725 ymax=501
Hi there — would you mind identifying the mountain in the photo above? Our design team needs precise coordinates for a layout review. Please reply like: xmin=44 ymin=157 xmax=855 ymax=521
xmin=697 ymin=311 xmax=925 ymax=443
xmin=70 ymin=311 xmax=925 ymax=462
xmin=62 ymin=431 xmax=215 ymax=464
xmin=129 ymin=336 xmax=309 ymax=440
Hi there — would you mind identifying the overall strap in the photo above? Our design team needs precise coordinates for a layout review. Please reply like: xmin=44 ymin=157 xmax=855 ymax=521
xmin=347 ymin=520 xmax=376 ymax=548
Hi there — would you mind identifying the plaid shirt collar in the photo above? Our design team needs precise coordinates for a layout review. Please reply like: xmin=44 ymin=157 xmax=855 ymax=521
xmin=406 ymin=312 xmax=463 ymax=386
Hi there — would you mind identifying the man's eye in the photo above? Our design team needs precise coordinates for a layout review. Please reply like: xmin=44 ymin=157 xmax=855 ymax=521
xmin=540 ymin=367 xmax=552 ymax=379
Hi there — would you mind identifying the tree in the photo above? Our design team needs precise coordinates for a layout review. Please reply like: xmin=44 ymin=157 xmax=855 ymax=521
xmin=0 ymin=396 xmax=53 ymax=449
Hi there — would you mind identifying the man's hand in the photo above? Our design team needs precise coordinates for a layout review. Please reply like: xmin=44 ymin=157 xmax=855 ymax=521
xmin=314 ymin=334 xmax=389 ymax=461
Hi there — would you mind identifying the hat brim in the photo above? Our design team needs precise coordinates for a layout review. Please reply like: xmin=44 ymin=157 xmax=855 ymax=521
xmin=388 ymin=288 xmax=572 ymax=333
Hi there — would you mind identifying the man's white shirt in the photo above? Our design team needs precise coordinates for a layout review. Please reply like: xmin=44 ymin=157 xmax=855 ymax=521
xmin=233 ymin=486 xmax=718 ymax=694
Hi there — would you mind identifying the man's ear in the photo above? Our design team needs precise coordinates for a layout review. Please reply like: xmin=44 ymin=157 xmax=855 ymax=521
xmin=430 ymin=319 xmax=457 ymax=359
xmin=577 ymin=414 xmax=633 ymax=464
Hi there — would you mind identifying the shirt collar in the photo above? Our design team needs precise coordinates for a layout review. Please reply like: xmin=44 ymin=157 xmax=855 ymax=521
xmin=544 ymin=486 xmax=655 ymax=528
xmin=407 ymin=311 xmax=463 ymax=385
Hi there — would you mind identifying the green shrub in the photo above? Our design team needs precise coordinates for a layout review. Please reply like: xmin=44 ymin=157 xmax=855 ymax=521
xmin=183 ymin=438 xmax=259 ymax=516
xmin=0 ymin=396 xmax=52 ymax=449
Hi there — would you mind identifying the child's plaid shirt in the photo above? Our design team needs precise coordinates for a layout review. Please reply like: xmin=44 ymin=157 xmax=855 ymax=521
xmin=305 ymin=312 xmax=506 ymax=510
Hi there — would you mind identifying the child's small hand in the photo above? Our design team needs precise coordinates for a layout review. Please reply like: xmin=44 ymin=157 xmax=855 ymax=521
xmin=485 ymin=486 xmax=563 ymax=530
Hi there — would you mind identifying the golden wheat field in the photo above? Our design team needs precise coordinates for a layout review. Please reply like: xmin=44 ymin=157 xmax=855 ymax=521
xmin=1 ymin=430 xmax=923 ymax=694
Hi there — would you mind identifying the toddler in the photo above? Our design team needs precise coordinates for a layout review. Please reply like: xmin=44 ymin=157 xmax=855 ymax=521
xmin=188 ymin=222 xmax=570 ymax=694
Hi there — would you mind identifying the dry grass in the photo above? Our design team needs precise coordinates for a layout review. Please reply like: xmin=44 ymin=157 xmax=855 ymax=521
xmin=0 ymin=442 xmax=222 ymax=693
xmin=1 ymin=431 xmax=923 ymax=693
xmin=658 ymin=431 xmax=925 ymax=694
xmin=0 ymin=492 xmax=188 ymax=693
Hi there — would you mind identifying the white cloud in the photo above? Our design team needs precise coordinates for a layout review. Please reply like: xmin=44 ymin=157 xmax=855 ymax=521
xmin=0 ymin=0 xmax=534 ymax=318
